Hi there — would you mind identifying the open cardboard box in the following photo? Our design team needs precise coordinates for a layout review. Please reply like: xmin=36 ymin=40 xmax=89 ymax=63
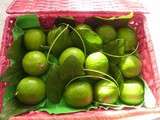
xmin=0 ymin=0 xmax=160 ymax=119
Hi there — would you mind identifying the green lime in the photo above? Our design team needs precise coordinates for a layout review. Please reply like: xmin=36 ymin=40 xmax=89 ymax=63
xmin=47 ymin=25 xmax=72 ymax=56
xmin=75 ymin=25 xmax=103 ymax=54
xmin=117 ymin=27 xmax=137 ymax=52
xmin=95 ymin=80 xmax=119 ymax=104
xmin=16 ymin=77 xmax=46 ymax=105
xmin=85 ymin=52 xmax=109 ymax=76
xmin=71 ymin=24 xmax=91 ymax=50
xmin=22 ymin=51 xmax=48 ymax=75
xmin=120 ymin=79 xmax=144 ymax=105
xmin=59 ymin=47 xmax=85 ymax=66
xmin=120 ymin=55 xmax=142 ymax=78
xmin=64 ymin=81 xmax=93 ymax=108
xmin=97 ymin=25 xmax=117 ymax=43
xmin=24 ymin=29 xmax=45 ymax=50
xmin=83 ymin=30 xmax=103 ymax=54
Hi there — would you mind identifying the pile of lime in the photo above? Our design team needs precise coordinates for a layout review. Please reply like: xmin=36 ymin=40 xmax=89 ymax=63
xmin=15 ymin=21 xmax=144 ymax=109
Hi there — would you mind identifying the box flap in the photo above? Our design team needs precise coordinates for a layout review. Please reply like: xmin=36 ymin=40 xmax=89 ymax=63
xmin=7 ymin=0 xmax=147 ymax=14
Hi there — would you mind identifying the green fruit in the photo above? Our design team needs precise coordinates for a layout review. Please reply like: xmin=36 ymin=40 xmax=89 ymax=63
xmin=75 ymin=25 xmax=103 ymax=54
xmin=22 ymin=51 xmax=48 ymax=75
xmin=16 ymin=77 xmax=45 ymax=105
xmin=59 ymin=47 xmax=85 ymax=66
xmin=120 ymin=55 xmax=142 ymax=78
xmin=47 ymin=25 xmax=72 ymax=56
xmin=117 ymin=27 xmax=137 ymax=52
xmin=97 ymin=25 xmax=117 ymax=43
xmin=85 ymin=52 xmax=109 ymax=76
xmin=95 ymin=80 xmax=119 ymax=104
xmin=76 ymin=24 xmax=92 ymax=31
xmin=71 ymin=24 xmax=91 ymax=49
xmin=120 ymin=79 xmax=144 ymax=105
xmin=71 ymin=24 xmax=102 ymax=53
xmin=24 ymin=29 xmax=45 ymax=50
xmin=64 ymin=81 xmax=93 ymax=108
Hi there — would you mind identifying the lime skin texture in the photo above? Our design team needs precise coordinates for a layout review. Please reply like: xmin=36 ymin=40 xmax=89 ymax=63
xmin=16 ymin=77 xmax=46 ymax=105
xmin=24 ymin=29 xmax=46 ymax=50
xmin=64 ymin=81 xmax=93 ymax=108
xmin=22 ymin=51 xmax=48 ymax=76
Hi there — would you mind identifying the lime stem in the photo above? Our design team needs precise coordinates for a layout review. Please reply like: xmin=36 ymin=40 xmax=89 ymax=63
xmin=46 ymin=24 xmax=69 ymax=62
xmin=83 ymin=68 xmax=118 ymax=87
xmin=103 ymin=42 xmax=139 ymax=58
xmin=60 ymin=23 xmax=87 ymax=57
